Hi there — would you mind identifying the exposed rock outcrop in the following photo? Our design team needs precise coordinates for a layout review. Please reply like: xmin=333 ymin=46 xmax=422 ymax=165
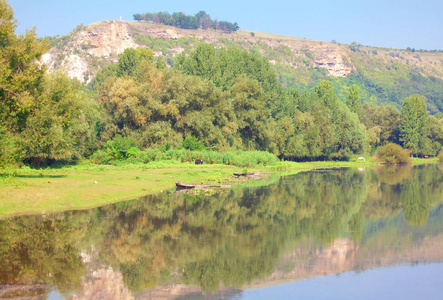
xmin=42 ymin=21 xmax=354 ymax=84
xmin=42 ymin=20 xmax=443 ymax=86
xmin=42 ymin=21 xmax=139 ymax=83
xmin=81 ymin=21 xmax=139 ymax=59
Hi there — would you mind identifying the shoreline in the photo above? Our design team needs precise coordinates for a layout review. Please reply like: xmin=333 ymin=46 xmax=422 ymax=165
xmin=0 ymin=159 xmax=437 ymax=219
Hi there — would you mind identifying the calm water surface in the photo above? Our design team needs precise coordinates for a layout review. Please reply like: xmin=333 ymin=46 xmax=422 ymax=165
xmin=1 ymin=164 xmax=443 ymax=299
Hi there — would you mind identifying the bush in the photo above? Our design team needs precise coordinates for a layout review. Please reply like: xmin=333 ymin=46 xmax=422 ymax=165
xmin=182 ymin=136 xmax=206 ymax=151
xmin=90 ymin=144 xmax=280 ymax=167
xmin=376 ymin=143 xmax=411 ymax=164
xmin=438 ymin=151 xmax=443 ymax=162
xmin=222 ymin=150 xmax=279 ymax=167
xmin=329 ymin=151 xmax=350 ymax=161
xmin=90 ymin=149 xmax=111 ymax=164
xmin=105 ymin=135 xmax=137 ymax=160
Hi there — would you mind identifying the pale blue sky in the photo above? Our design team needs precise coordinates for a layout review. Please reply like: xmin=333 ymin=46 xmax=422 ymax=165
xmin=8 ymin=0 xmax=443 ymax=50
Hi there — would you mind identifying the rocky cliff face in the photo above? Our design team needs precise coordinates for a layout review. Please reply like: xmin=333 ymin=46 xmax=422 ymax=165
xmin=44 ymin=21 xmax=442 ymax=85
xmin=42 ymin=21 xmax=139 ymax=83
xmin=81 ymin=21 xmax=139 ymax=58
xmin=42 ymin=21 xmax=353 ymax=83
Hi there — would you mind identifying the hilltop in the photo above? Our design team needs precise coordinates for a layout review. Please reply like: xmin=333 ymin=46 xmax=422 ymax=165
xmin=2 ymin=0 xmax=442 ymax=170
xmin=44 ymin=20 xmax=443 ymax=112
xmin=44 ymin=20 xmax=352 ymax=80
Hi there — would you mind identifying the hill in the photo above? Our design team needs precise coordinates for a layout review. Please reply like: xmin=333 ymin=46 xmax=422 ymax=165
xmin=3 ymin=0 xmax=443 ymax=168
xmin=44 ymin=20 xmax=443 ymax=113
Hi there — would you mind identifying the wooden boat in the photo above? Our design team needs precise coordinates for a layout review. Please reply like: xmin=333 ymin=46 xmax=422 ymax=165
xmin=176 ymin=181 xmax=201 ymax=189
xmin=233 ymin=172 xmax=260 ymax=177
xmin=176 ymin=181 xmax=231 ymax=189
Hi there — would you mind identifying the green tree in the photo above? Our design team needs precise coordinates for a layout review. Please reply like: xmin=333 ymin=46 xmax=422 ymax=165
xmin=19 ymin=72 xmax=98 ymax=166
xmin=117 ymin=47 xmax=154 ymax=77
xmin=346 ymin=84 xmax=362 ymax=117
xmin=0 ymin=0 xmax=48 ymax=164
xmin=176 ymin=43 xmax=217 ymax=83
xmin=313 ymin=80 xmax=340 ymax=123
xmin=195 ymin=11 xmax=211 ymax=29
xmin=426 ymin=115 xmax=443 ymax=156
xmin=360 ymin=103 xmax=401 ymax=151
xmin=97 ymin=76 xmax=150 ymax=141
xmin=335 ymin=104 xmax=366 ymax=156
xmin=400 ymin=95 xmax=429 ymax=156
xmin=0 ymin=1 xmax=100 ymax=166
xmin=228 ymin=75 xmax=271 ymax=150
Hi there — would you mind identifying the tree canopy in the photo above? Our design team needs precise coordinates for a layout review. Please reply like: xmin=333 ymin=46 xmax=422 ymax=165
xmin=2 ymin=1 xmax=443 ymax=166
xmin=0 ymin=0 xmax=97 ymax=166
xmin=133 ymin=11 xmax=239 ymax=33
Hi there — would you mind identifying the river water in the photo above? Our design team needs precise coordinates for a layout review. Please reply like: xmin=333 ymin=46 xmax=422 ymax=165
xmin=1 ymin=164 xmax=443 ymax=299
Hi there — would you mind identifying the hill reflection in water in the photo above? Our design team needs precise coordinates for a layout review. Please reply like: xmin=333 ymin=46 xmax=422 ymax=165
xmin=1 ymin=164 xmax=443 ymax=299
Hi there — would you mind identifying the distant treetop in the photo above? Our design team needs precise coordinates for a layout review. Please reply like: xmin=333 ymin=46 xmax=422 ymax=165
xmin=133 ymin=11 xmax=239 ymax=33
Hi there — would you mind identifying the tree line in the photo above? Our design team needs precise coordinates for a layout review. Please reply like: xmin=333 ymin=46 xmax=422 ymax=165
xmin=1 ymin=0 xmax=443 ymax=167
xmin=133 ymin=10 xmax=239 ymax=33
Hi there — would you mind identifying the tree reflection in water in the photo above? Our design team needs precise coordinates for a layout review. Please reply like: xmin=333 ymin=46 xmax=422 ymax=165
xmin=1 ymin=164 xmax=443 ymax=297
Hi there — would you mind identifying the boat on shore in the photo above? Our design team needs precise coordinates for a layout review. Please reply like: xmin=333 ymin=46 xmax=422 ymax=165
xmin=233 ymin=172 xmax=260 ymax=177
xmin=175 ymin=181 xmax=231 ymax=189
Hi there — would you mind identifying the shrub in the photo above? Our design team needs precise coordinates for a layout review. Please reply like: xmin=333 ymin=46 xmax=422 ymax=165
xmin=222 ymin=150 xmax=279 ymax=167
xmin=329 ymin=151 xmax=350 ymax=161
xmin=376 ymin=143 xmax=411 ymax=164
xmin=127 ymin=147 xmax=142 ymax=157
xmin=90 ymin=149 xmax=111 ymax=164
xmin=105 ymin=135 xmax=137 ymax=160
xmin=182 ymin=136 xmax=206 ymax=151
xmin=91 ymin=145 xmax=280 ymax=167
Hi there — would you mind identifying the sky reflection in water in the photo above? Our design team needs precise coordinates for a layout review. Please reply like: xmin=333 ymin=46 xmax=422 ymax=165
xmin=1 ymin=164 xmax=443 ymax=299
xmin=239 ymin=263 xmax=443 ymax=300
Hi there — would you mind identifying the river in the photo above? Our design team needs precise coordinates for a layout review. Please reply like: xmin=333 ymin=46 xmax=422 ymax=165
xmin=1 ymin=164 xmax=443 ymax=299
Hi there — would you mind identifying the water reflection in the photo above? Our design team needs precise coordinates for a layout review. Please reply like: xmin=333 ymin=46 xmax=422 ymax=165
xmin=1 ymin=164 xmax=443 ymax=299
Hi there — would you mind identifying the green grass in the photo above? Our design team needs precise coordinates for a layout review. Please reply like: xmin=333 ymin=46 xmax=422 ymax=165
xmin=0 ymin=162 xmax=237 ymax=218
xmin=0 ymin=157 xmax=436 ymax=219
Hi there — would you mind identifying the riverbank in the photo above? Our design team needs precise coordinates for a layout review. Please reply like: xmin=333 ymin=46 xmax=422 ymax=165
xmin=0 ymin=158 xmax=437 ymax=218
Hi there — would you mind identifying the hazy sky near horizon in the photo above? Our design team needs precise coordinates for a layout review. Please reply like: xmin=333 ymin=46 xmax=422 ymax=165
xmin=8 ymin=0 xmax=443 ymax=50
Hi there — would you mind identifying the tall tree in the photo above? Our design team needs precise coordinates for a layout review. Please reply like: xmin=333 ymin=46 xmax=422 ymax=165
xmin=346 ymin=84 xmax=362 ymax=117
xmin=400 ymin=95 xmax=429 ymax=156
xmin=360 ymin=103 xmax=401 ymax=150
xmin=0 ymin=0 xmax=48 ymax=128
xmin=195 ymin=11 xmax=212 ymax=29
xmin=0 ymin=0 xmax=48 ymax=165
xmin=19 ymin=72 xmax=98 ymax=166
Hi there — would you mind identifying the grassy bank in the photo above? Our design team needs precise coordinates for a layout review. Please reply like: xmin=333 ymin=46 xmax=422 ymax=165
xmin=0 ymin=161 xmax=239 ymax=218
xmin=0 ymin=157 xmax=437 ymax=219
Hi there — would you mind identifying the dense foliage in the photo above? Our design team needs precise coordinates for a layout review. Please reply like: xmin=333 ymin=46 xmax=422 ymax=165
xmin=244 ymin=41 xmax=443 ymax=115
xmin=0 ymin=0 xmax=97 ymax=166
xmin=88 ymin=43 xmax=369 ymax=162
xmin=2 ymin=1 xmax=443 ymax=167
xmin=376 ymin=143 xmax=411 ymax=164
xmin=128 ymin=32 xmax=443 ymax=115
xmin=133 ymin=10 xmax=239 ymax=33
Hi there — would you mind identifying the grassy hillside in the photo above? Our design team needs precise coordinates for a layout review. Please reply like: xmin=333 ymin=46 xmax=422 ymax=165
xmin=46 ymin=21 xmax=443 ymax=113
xmin=130 ymin=22 xmax=443 ymax=113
